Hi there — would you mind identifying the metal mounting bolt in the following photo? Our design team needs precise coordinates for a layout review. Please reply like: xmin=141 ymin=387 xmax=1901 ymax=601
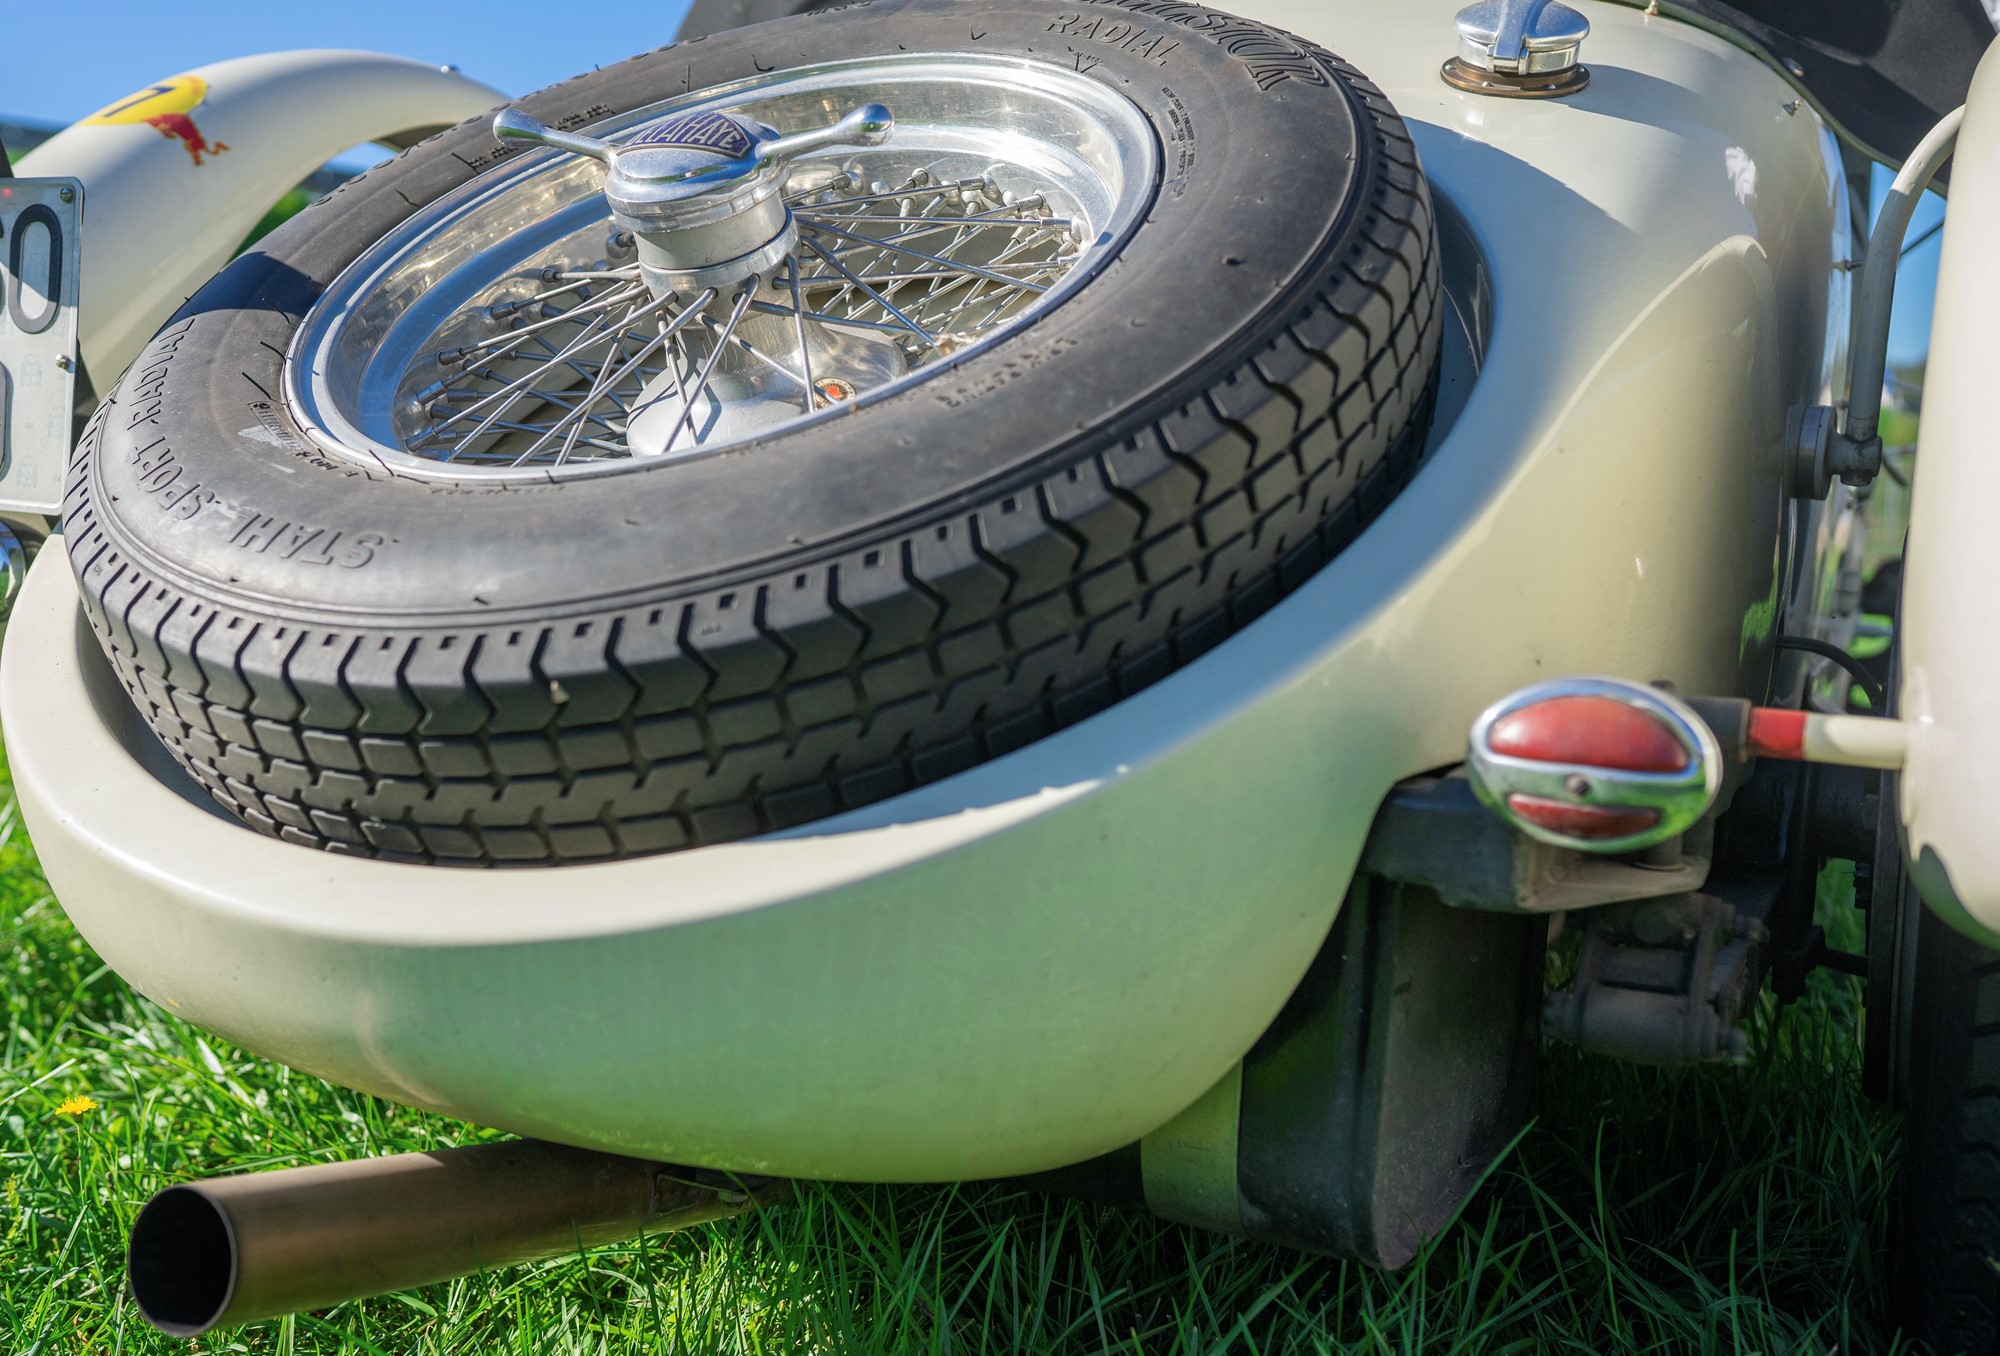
xmin=1789 ymin=402 xmax=1881 ymax=500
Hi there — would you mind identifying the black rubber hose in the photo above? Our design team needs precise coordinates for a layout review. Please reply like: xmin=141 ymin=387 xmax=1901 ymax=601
xmin=1773 ymin=635 xmax=1888 ymax=711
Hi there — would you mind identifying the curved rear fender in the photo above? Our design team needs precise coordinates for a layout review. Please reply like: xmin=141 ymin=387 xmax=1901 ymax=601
xmin=19 ymin=51 xmax=506 ymax=387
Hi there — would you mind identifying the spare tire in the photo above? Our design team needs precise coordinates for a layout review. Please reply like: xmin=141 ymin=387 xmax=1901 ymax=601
xmin=66 ymin=0 xmax=1441 ymax=865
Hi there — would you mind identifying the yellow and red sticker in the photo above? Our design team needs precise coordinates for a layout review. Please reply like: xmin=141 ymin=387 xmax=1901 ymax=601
xmin=812 ymin=377 xmax=857 ymax=408
xmin=83 ymin=74 xmax=230 ymax=167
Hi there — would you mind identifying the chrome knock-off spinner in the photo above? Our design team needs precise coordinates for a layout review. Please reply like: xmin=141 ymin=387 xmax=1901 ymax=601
xmin=494 ymin=101 xmax=905 ymax=456
xmin=495 ymin=102 xmax=893 ymax=296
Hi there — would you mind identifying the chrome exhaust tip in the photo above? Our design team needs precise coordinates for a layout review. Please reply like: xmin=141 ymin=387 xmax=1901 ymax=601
xmin=127 ymin=1139 xmax=786 ymax=1337
xmin=128 ymin=1184 xmax=236 ymax=1337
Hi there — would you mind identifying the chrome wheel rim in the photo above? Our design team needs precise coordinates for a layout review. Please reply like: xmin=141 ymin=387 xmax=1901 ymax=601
xmin=286 ymin=55 xmax=1159 ymax=482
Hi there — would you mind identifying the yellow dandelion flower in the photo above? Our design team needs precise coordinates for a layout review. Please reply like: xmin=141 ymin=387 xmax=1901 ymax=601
xmin=52 ymin=1095 xmax=98 ymax=1118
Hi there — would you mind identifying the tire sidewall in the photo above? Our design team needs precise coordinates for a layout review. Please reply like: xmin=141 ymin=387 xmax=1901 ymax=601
xmin=76 ymin=0 xmax=1378 ymax=625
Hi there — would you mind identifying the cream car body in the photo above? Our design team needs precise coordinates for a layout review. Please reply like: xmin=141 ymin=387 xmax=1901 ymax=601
xmin=4 ymin=0 xmax=1864 ymax=1179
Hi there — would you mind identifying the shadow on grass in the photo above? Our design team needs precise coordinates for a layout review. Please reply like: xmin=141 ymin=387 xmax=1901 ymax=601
xmin=0 ymin=734 xmax=1914 ymax=1352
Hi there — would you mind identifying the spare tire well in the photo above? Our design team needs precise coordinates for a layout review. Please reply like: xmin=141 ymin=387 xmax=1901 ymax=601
xmin=68 ymin=0 xmax=1441 ymax=865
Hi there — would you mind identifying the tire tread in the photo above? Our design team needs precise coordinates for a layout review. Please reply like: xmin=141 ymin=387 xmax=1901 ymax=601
xmin=1896 ymin=905 xmax=2000 ymax=1352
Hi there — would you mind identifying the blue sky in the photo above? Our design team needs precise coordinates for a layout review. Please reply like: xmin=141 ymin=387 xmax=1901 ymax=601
xmin=2 ymin=0 xmax=693 ymax=130
xmin=2 ymin=0 xmax=1942 ymax=367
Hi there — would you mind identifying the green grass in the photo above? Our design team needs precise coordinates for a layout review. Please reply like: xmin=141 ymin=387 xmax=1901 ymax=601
xmin=0 ymin=740 xmax=1920 ymax=1355
xmin=1878 ymin=410 xmax=1920 ymax=452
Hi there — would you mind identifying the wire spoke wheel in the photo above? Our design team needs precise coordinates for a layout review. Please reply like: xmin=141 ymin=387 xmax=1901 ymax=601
xmin=402 ymin=179 xmax=1079 ymax=468
xmin=289 ymin=57 xmax=1151 ymax=480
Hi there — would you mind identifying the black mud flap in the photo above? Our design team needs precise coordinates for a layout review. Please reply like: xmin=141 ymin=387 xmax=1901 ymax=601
xmin=1026 ymin=879 xmax=1542 ymax=1268
xmin=1232 ymin=880 xmax=1542 ymax=1266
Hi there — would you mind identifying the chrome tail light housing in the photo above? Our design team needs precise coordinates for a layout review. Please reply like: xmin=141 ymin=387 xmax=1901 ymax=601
xmin=1466 ymin=677 xmax=1724 ymax=854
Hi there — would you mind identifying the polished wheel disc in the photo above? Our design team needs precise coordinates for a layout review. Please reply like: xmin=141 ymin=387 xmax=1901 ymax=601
xmin=287 ymin=55 xmax=1156 ymax=481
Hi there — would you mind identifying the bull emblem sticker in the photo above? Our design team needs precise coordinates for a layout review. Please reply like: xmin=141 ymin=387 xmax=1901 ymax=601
xmin=84 ymin=74 xmax=232 ymax=167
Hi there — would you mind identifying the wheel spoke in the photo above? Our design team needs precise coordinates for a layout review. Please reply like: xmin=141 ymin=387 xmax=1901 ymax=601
xmin=794 ymin=261 xmax=1069 ymax=287
xmin=799 ymin=235 xmax=938 ymax=347
xmin=796 ymin=208 xmax=1068 ymax=228
xmin=662 ymin=283 xmax=758 ymax=455
xmin=422 ymin=301 xmax=649 ymax=455
xmin=785 ymin=252 xmax=818 ymax=416
xmin=799 ymin=218 xmax=1053 ymax=294
xmin=745 ymin=299 xmax=926 ymax=337
xmin=696 ymin=301 xmax=810 ymax=393
xmin=440 ymin=280 xmax=648 ymax=371
xmin=510 ymin=290 xmax=701 ymax=465
xmin=436 ymin=316 xmax=624 ymax=458
xmin=790 ymin=178 xmax=983 ymax=211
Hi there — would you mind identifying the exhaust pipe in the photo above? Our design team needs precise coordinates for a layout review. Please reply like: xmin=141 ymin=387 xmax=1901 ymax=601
xmin=126 ymin=1139 xmax=786 ymax=1337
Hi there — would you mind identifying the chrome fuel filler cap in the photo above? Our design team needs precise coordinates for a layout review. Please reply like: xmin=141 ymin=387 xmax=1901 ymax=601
xmin=1443 ymin=0 xmax=1591 ymax=98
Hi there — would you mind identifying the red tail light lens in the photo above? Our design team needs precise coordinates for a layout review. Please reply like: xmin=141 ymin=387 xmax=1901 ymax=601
xmin=1487 ymin=695 xmax=1690 ymax=772
xmin=1504 ymin=793 xmax=1661 ymax=840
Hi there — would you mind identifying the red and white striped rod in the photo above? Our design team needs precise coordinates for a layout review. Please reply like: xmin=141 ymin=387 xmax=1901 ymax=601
xmin=1744 ymin=709 xmax=1908 ymax=769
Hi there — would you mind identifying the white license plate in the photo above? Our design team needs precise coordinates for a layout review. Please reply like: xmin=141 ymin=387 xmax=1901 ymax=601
xmin=0 ymin=177 xmax=83 ymax=516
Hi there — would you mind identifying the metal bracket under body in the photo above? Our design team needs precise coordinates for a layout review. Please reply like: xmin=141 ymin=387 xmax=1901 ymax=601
xmin=1543 ymin=886 xmax=1770 ymax=1064
xmin=1361 ymin=772 xmax=1711 ymax=914
xmin=1789 ymin=401 xmax=1879 ymax=499
xmin=1539 ymin=753 xmax=1855 ymax=1066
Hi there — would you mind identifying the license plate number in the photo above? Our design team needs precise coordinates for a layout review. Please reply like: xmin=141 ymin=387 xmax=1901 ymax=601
xmin=0 ymin=177 xmax=83 ymax=515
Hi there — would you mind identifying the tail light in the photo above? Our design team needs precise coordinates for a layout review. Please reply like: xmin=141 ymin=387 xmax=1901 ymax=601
xmin=1466 ymin=677 xmax=1722 ymax=854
